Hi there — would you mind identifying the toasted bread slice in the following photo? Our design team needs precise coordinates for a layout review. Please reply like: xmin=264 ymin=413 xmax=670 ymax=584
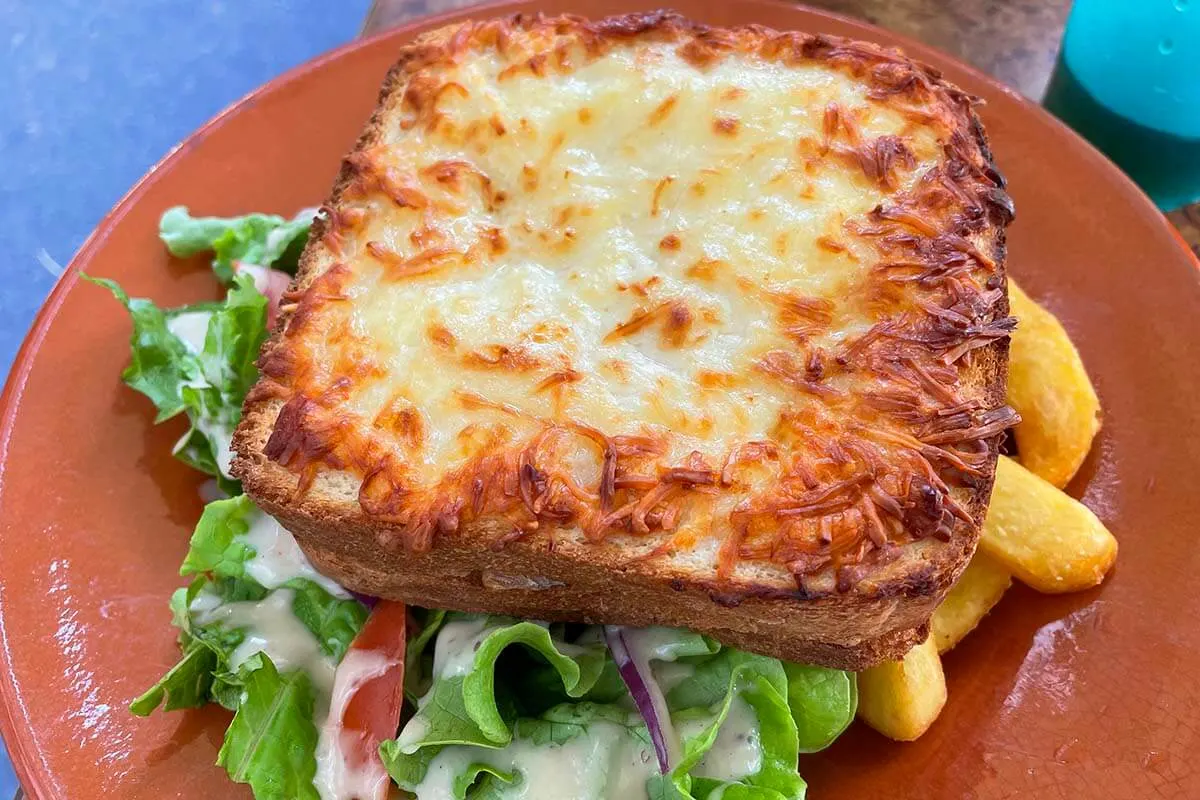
xmin=233 ymin=11 xmax=1016 ymax=670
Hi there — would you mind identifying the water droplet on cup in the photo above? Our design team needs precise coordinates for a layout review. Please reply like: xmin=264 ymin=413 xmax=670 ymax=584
xmin=1159 ymin=38 xmax=1176 ymax=54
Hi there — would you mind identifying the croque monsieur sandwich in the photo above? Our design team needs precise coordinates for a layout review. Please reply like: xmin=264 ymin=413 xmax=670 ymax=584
xmin=233 ymin=10 xmax=1018 ymax=672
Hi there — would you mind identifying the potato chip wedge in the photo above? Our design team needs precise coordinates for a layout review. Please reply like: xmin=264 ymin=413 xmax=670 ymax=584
xmin=1007 ymin=280 xmax=1101 ymax=488
xmin=931 ymin=551 xmax=1011 ymax=653
xmin=980 ymin=456 xmax=1117 ymax=593
xmin=857 ymin=636 xmax=946 ymax=741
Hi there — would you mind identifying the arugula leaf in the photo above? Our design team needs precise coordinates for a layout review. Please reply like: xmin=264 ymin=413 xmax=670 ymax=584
xmin=130 ymin=580 xmax=245 ymax=716
xmin=379 ymin=738 xmax=443 ymax=789
xmin=217 ymin=654 xmax=321 ymax=800
xmin=285 ymin=578 xmax=368 ymax=662
xmin=453 ymin=764 xmax=518 ymax=799
xmin=159 ymin=206 xmax=313 ymax=282
xmin=512 ymin=702 xmax=646 ymax=747
xmin=130 ymin=639 xmax=217 ymax=715
xmin=685 ymin=783 xmax=790 ymax=800
xmin=667 ymin=648 xmax=787 ymax=712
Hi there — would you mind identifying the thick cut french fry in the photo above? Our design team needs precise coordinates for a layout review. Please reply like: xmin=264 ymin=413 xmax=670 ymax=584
xmin=980 ymin=456 xmax=1117 ymax=593
xmin=931 ymin=551 xmax=1011 ymax=653
xmin=1007 ymin=280 xmax=1101 ymax=488
xmin=857 ymin=636 xmax=946 ymax=741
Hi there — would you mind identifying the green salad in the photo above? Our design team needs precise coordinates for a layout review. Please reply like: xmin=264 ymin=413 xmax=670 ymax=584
xmin=95 ymin=207 xmax=857 ymax=800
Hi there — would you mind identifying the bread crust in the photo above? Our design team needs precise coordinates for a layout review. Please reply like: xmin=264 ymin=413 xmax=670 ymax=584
xmin=233 ymin=10 xmax=1015 ymax=669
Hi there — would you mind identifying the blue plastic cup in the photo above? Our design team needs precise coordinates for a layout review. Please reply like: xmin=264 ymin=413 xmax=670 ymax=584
xmin=1043 ymin=0 xmax=1200 ymax=210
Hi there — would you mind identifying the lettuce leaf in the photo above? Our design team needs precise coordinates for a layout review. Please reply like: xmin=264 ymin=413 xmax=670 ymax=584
xmin=783 ymin=663 xmax=857 ymax=753
xmin=177 ymin=495 xmax=367 ymax=661
xmin=286 ymin=577 xmax=367 ymax=662
xmin=393 ymin=616 xmax=609 ymax=757
xmin=192 ymin=273 xmax=270 ymax=407
xmin=129 ymin=638 xmax=217 ymax=715
xmin=124 ymin=203 xmax=861 ymax=800
xmin=405 ymin=608 xmax=449 ymax=703
xmin=381 ymin=617 xmax=854 ymax=800
xmin=174 ymin=273 xmax=267 ymax=485
xmin=159 ymin=205 xmax=312 ymax=282
xmin=382 ymin=701 xmax=654 ymax=799
xmin=91 ymin=272 xmax=267 ymax=487
xmin=217 ymin=654 xmax=321 ymax=800
xmin=661 ymin=649 xmax=804 ymax=800
xmin=180 ymin=496 xmax=257 ymax=581
xmin=132 ymin=495 xmax=365 ymax=712
xmin=86 ymin=276 xmax=202 ymax=421
xmin=134 ymin=498 xmax=366 ymax=797
xmin=131 ymin=579 xmax=246 ymax=716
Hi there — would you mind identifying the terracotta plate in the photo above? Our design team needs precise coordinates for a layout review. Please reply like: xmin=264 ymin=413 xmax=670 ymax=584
xmin=2 ymin=1 xmax=1198 ymax=798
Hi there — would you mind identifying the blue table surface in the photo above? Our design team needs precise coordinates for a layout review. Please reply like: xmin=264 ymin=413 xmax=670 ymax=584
xmin=0 ymin=0 xmax=370 ymax=792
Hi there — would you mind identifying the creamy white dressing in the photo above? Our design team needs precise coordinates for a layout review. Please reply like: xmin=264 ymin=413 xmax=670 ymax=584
xmin=652 ymin=661 xmax=695 ymax=694
xmin=192 ymin=416 xmax=235 ymax=478
xmin=394 ymin=715 xmax=430 ymax=752
xmin=198 ymin=478 xmax=227 ymax=504
xmin=241 ymin=508 xmax=350 ymax=598
xmin=401 ymin=620 xmax=764 ymax=799
xmin=195 ymin=589 xmax=336 ymax=694
xmin=430 ymin=617 xmax=494 ymax=679
xmin=680 ymin=697 xmax=761 ymax=781
xmin=411 ymin=720 xmax=657 ymax=800
xmin=264 ymin=227 xmax=291 ymax=255
xmin=235 ymin=262 xmax=271 ymax=292
xmin=314 ymin=649 xmax=397 ymax=800
xmin=623 ymin=627 xmax=695 ymax=663
xmin=192 ymin=582 xmax=379 ymax=800
xmin=166 ymin=310 xmax=212 ymax=353
xmin=188 ymin=588 xmax=224 ymax=616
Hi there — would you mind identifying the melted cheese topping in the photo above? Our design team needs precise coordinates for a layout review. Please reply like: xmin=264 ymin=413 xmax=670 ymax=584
xmin=306 ymin=45 xmax=940 ymax=477
xmin=250 ymin=15 xmax=1014 ymax=581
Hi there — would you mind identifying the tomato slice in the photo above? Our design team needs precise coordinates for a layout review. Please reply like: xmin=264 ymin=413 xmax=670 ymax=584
xmin=321 ymin=600 xmax=407 ymax=800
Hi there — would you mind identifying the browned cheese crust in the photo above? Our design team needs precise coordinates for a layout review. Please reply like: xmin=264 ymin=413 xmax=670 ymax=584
xmin=232 ymin=10 xmax=1017 ymax=670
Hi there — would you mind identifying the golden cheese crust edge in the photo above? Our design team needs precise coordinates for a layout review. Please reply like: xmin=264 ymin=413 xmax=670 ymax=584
xmin=232 ymin=10 xmax=1014 ymax=669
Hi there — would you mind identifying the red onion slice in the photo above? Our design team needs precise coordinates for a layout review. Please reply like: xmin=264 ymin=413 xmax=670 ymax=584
xmin=604 ymin=625 xmax=679 ymax=774
xmin=233 ymin=262 xmax=291 ymax=326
